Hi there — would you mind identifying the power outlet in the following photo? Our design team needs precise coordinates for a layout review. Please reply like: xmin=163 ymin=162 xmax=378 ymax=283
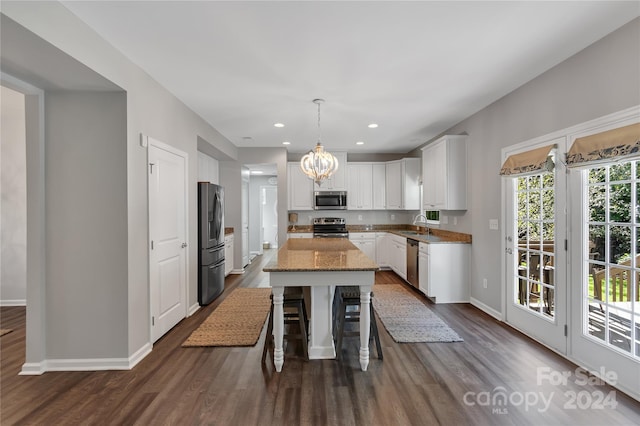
xmin=391 ymin=214 xmax=395 ymax=221
xmin=489 ymin=219 xmax=499 ymax=230
xmin=358 ymin=214 xmax=363 ymax=221
xmin=482 ymin=278 xmax=488 ymax=289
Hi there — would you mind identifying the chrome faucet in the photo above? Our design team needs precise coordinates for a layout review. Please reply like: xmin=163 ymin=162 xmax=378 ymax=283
xmin=412 ymin=214 xmax=430 ymax=236
xmin=412 ymin=214 xmax=427 ymax=226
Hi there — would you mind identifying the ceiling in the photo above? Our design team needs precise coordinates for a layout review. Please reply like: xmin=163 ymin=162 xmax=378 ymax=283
xmin=61 ymin=1 xmax=639 ymax=154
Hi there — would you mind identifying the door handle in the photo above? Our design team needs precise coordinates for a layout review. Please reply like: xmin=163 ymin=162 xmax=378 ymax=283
xmin=181 ymin=243 xmax=188 ymax=248
xmin=506 ymin=248 xmax=512 ymax=254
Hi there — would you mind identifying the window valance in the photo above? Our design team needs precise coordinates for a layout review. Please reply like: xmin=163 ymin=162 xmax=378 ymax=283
xmin=566 ymin=123 xmax=640 ymax=167
xmin=499 ymin=144 xmax=555 ymax=176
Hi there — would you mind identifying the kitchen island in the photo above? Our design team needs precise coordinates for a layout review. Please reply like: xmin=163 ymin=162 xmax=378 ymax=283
xmin=263 ymin=238 xmax=379 ymax=372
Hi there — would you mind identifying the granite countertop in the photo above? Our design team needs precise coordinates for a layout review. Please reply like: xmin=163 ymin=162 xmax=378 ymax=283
xmin=287 ymin=224 xmax=472 ymax=244
xmin=264 ymin=238 xmax=379 ymax=272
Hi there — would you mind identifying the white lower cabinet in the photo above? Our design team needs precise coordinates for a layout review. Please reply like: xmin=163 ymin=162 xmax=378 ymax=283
xmin=224 ymin=234 xmax=234 ymax=276
xmin=287 ymin=233 xmax=313 ymax=239
xmin=418 ymin=241 xmax=470 ymax=303
xmin=375 ymin=232 xmax=388 ymax=267
xmin=349 ymin=232 xmax=376 ymax=260
xmin=388 ymin=234 xmax=407 ymax=280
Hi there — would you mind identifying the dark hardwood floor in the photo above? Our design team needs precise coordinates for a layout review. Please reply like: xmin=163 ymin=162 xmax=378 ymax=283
xmin=2 ymin=250 xmax=639 ymax=425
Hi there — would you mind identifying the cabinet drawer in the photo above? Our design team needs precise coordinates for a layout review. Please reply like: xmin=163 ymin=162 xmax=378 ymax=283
xmin=349 ymin=232 xmax=375 ymax=241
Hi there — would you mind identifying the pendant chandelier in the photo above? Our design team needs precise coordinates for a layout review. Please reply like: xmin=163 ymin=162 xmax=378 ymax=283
xmin=300 ymin=99 xmax=339 ymax=186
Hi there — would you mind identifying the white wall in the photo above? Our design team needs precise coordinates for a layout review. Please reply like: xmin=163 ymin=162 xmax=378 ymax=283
xmin=0 ymin=85 xmax=27 ymax=305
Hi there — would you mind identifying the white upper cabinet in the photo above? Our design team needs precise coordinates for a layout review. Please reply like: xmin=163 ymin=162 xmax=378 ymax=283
xmin=197 ymin=151 xmax=219 ymax=184
xmin=422 ymin=135 xmax=467 ymax=211
xmin=313 ymin=151 xmax=347 ymax=191
xmin=347 ymin=163 xmax=373 ymax=210
xmin=372 ymin=163 xmax=386 ymax=210
xmin=385 ymin=158 xmax=421 ymax=210
xmin=288 ymin=162 xmax=313 ymax=210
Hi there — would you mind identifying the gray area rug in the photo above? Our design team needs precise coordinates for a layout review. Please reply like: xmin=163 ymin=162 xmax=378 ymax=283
xmin=373 ymin=284 xmax=463 ymax=343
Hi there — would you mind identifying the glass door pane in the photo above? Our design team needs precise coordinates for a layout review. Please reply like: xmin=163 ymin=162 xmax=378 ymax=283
xmin=584 ymin=161 xmax=639 ymax=359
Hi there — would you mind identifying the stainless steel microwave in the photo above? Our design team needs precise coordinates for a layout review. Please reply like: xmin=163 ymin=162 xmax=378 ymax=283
xmin=314 ymin=191 xmax=347 ymax=210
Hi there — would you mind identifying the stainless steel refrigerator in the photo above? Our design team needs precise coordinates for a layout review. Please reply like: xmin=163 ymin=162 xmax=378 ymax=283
xmin=198 ymin=182 xmax=225 ymax=305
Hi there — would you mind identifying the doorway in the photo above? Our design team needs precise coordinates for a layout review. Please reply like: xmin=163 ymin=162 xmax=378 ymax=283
xmin=261 ymin=185 xmax=278 ymax=250
xmin=246 ymin=164 xmax=278 ymax=259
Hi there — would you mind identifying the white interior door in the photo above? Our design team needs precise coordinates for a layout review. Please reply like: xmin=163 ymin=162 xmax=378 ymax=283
xmin=503 ymin=138 xmax=568 ymax=354
xmin=148 ymin=138 xmax=187 ymax=343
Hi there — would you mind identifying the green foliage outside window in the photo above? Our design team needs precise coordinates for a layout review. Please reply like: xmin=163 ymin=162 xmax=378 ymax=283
xmin=588 ymin=162 xmax=638 ymax=265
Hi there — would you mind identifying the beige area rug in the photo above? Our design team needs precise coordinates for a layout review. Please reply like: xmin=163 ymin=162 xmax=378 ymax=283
xmin=373 ymin=284 xmax=463 ymax=343
xmin=0 ymin=329 xmax=13 ymax=337
xmin=182 ymin=288 xmax=271 ymax=347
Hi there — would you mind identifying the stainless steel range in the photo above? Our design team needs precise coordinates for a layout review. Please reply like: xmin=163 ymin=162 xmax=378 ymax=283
xmin=313 ymin=217 xmax=348 ymax=238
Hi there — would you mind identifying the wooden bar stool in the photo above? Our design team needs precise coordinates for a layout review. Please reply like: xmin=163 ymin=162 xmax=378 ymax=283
xmin=333 ymin=286 xmax=383 ymax=360
xmin=262 ymin=287 xmax=309 ymax=362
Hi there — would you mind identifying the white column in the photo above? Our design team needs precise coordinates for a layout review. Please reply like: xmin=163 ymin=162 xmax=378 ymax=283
xmin=359 ymin=285 xmax=372 ymax=371
xmin=272 ymin=286 xmax=284 ymax=372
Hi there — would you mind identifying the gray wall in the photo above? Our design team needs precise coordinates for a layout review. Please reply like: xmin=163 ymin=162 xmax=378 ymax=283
xmin=0 ymin=85 xmax=27 ymax=304
xmin=412 ymin=18 xmax=640 ymax=313
xmin=45 ymin=91 xmax=129 ymax=359
xmin=1 ymin=3 xmax=238 ymax=365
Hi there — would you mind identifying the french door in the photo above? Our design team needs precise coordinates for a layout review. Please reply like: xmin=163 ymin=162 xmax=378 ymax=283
xmin=569 ymin=158 xmax=640 ymax=394
xmin=504 ymin=137 xmax=568 ymax=354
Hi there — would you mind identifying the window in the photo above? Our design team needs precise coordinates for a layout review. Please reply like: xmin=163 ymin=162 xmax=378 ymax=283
xmin=425 ymin=210 xmax=439 ymax=225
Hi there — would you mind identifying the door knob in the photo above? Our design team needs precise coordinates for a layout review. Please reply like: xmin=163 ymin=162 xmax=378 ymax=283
xmin=506 ymin=248 xmax=512 ymax=254
xmin=181 ymin=243 xmax=188 ymax=248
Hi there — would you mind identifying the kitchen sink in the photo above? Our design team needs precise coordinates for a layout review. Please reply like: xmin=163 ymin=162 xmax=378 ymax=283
xmin=398 ymin=231 xmax=441 ymax=242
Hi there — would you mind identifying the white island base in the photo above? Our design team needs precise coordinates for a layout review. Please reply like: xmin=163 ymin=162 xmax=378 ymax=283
xmin=269 ymin=270 xmax=374 ymax=372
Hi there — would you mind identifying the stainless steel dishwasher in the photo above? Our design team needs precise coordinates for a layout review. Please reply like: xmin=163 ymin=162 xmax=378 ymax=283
xmin=406 ymin=238 xmax=419 ymax=289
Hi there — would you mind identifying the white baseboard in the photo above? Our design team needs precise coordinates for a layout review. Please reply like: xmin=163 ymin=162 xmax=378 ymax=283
xmin=187 ymin=302 xmax=200 ymax=316
xmin=1 ymin=299 xmax=26 ymax=306
xmin=19 ymin=362 xmax=45 ymax=375
xmin=19 ymin=343 xmax=152 ymax=374
xmin=128 ymin=342 xmax=152 ymax=369
xmin=470 ymin=297 xmax=503 ymax=321
xmin=230 ymin=268 xmax=244 ymax=275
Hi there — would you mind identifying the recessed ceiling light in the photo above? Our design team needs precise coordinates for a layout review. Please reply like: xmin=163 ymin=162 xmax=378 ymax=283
xmin=356 ymin=141 xmax=365 ymax=145
xmin=274 ymin=123 xmax=285 ymax=128
xmin=282 ymin=141 xmax=291 ymax=145
xmin=368 ymin=123 xmax=378 ymax=128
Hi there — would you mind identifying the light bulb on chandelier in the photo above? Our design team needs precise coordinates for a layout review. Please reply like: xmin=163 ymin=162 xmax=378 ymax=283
xmin=300 ymin=99 xmax=339 ymax=186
